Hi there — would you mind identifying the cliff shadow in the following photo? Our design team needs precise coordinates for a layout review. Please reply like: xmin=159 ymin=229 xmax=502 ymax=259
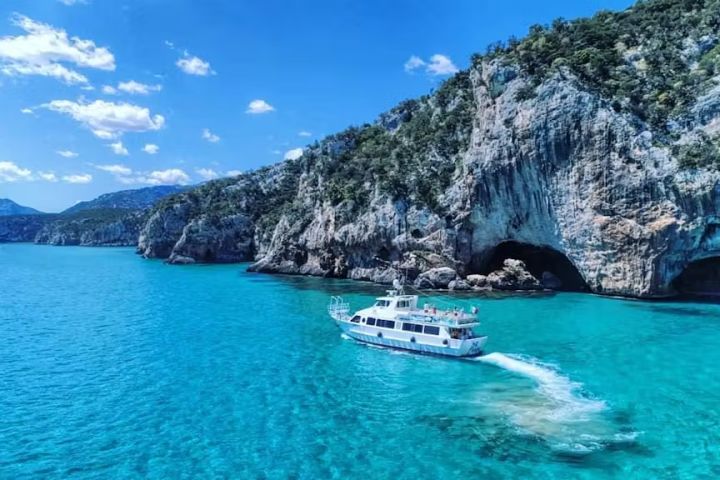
xmin=671 ymin=256 xmax=720 ymax=300
xmin=471 ymin=241 xmax=590 ymax=292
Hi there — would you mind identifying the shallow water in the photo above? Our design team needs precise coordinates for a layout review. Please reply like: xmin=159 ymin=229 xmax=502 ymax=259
xmin=1 ymin=244 xmax=719 ymax=479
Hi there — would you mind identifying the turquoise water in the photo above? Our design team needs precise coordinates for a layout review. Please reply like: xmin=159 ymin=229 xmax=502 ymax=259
xmin=1 ymin=244 xmax=719 ymax=479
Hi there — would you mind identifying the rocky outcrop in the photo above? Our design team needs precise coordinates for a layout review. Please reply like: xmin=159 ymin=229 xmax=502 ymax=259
xmin=166 ymin=214 xmax=254 ymax=264
xmin=138 ymin=202 xmax=193 ymax=258
xmin=135 ymin=1 xmax=720 ymax=298
xmin=485 ymin=259 xmax=542 ymax=291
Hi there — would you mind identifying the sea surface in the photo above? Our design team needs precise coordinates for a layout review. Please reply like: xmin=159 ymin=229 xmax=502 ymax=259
xmin=1 ymin=244 xmax=719 ymax=479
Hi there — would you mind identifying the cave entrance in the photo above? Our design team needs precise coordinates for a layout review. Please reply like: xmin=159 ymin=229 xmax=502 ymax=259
xmin=672 ymin=257 xmax=720 ymax=298
xmin=472 ymin=241 xmax=589 ymax=292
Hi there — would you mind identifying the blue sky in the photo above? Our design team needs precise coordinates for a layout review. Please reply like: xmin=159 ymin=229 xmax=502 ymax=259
xmin=0 ymin=0 xmax=633 ymax=212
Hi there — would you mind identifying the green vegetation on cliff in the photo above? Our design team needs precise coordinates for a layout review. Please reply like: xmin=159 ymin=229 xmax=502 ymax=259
xmin=480 ymin=0 xmax=720 ymax=135
xmin=146 ymin=0 xmax=720 ymax=260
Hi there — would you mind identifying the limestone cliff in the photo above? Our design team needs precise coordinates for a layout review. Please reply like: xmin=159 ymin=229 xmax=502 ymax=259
xmin=137 ymin=0 xmax=720 ymax=298
xmin=34 ymin=209 xmax=147 ymax=246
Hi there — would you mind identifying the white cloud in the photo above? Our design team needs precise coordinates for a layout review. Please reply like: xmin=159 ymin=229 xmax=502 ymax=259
xmin=404 ymin=55 xmax=426 ymax=73
xmin=226 ymin=169 xmax=242 ymax=177
xmin=142 ymin=143 xmax=159 ymax=154
xmin=146 ymin=168 xmax=189 ymax=185
xmin=56 ymin=149 xmax=78 ymax=158
xmin=202 ymin=128 xmax=220 ymax=143
xmin=37 ymin=171 xmax=57 ymax=182
xmin=404 ymin=54 xmax=458 ymax=76
xmin=58 ymin=0 xmax=87 ymax=5
xmin=0 ymin=161 xmax=33 ymax=182
xmin=117 ymin=80 xmax=162 ymax=95
xmin=43 ymin=99 xmax=165 ymax=139
xmin=426 ymin=54 xmax=458 ymax=75
xmin=103 ymin=81 xmax=162 ymax=95
xmin=109 ymin=141 xmax=129 ymax=156
xmin=62 ymin=173 xmax=92 ymax=184
xmin=0 ymin=162 xmax=61 ymax=183
xmin=20 ymin=107 xmax=33 ymax=114
xmin=246 ymin=99 xmax=274 ymax=114
xmin=0 ymin=14 xmax=114 ymax=85
xmin=298 ymin=130 xmax=312 ymax=137
xmin=176 ymin=52 xmax=213 ymax=76
xmin=117 ymin=168 xmax=190 ymax=185
xmin=196 ymin=168 xmax=219 ymax=180
xmin=284 ymin=148 xmax=304 ymax=161
xmin=96 ymin=164 xmax=131 ymax=175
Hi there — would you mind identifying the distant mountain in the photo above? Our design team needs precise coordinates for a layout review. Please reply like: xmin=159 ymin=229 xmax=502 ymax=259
xmin=0 ymin=198 xmax=43 ymax=216
xmin=62 ymin=185 xmax=187 ymax=215
xmin=0 ymin=185 xmax=187 ymax=246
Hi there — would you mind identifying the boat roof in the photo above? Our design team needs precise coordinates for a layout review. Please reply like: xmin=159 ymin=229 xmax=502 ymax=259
xmin=356 ymin=305 xmax=480 ymax=328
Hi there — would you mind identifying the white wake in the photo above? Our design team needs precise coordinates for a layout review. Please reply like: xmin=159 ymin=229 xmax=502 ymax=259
xmin=473 ymin=352 xmax=637 ymax=453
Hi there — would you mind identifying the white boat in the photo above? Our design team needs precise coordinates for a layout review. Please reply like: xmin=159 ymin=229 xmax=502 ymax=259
xmin=328 ymin=286 xmax=488 ymax=357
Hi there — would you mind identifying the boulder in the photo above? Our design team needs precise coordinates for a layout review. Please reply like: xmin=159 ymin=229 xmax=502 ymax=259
xmin=449 ymin=279 xmax=471 ymax=291
xmin=486 ymin=259 xmax=543 ymax=290
xmin=466 ymin=274 xmax=488 ymax=287
xmin=413 ymin=267 xmax=458 ymax=289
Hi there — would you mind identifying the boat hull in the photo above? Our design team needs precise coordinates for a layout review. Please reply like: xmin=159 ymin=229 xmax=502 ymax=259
xmin=338 ymin=321 xmax=487 ymax=358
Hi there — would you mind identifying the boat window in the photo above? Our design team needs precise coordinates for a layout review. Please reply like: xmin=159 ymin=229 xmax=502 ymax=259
xmin=366 ymin=317 xmax=376 ymax=326
xmin=350 ymin=315 xmax=361 ymax=323
xmin=403 ymin=323 xmax=423 ymax=333
xmin=376 ymin=319 xmax=395 ymax=329
xmin=397 ymin=300 xmax=410 ymax=309
xmin=374 ymin=300 xmax=391 ymax=307
xmin=423 ymin=325 xmax=440 ymax=335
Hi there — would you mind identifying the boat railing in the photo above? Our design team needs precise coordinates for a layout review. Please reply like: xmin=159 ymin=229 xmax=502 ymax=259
xmin=328 ymin=296 xmax=351 ymax=321
xmin=400 ymin=308 xmax=479 ymax=326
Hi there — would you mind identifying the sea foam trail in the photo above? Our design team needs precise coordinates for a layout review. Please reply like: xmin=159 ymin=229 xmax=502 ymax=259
xmin=477 ymin=352 xmax=606 ymax=417
xmin=473 ymin=352 xmax=630 ymax=453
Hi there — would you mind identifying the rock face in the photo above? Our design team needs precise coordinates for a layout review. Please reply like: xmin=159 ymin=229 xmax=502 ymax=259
xmin=135 ymin=1 xmax=720 ymax=298
xmin=166 ymin=214 xmax=254 ymax=264
xmin=34 ymin=210 xmax=147 ymax=246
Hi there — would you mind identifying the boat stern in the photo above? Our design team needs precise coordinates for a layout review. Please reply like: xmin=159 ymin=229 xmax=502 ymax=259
xmin=459 ymin=335 xmax=488 ymax=357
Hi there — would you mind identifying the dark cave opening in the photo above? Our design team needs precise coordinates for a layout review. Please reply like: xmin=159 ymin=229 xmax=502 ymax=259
xmin=471 ymin=241 xmax=589 ymax=292
xmin=672 ymin=257 xmax=720 ymax=298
